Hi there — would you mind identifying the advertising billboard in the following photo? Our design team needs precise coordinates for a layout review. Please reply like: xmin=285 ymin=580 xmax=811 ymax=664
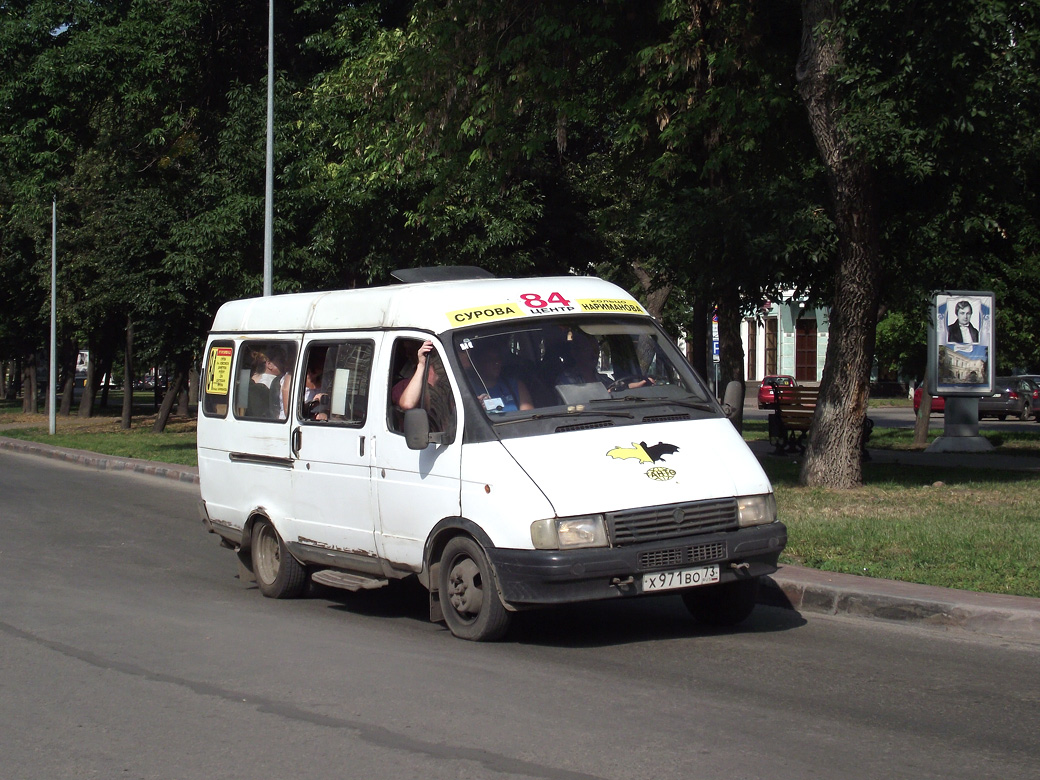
xmin=927 ymin=291 xmax=995 ymax=396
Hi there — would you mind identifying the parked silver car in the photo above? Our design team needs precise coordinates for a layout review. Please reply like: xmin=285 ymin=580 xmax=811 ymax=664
xmin=978 ymin=376 xmax=1040 ymax=421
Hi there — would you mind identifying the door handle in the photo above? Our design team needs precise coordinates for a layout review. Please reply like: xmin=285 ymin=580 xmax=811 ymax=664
xmin=292 ymin=426 xmax=302 ymax=456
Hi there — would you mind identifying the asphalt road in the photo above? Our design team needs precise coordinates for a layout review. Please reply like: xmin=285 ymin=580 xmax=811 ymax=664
xmin=2 ymin=449 xmax=1039 ymax=780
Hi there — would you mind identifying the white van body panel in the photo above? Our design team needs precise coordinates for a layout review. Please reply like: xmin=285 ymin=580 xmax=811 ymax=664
xmin=369 ymin=334 xmax=464 ymax=569
xmin=197 ymin=444 xmax=291 ymax=532
xmin=458 ymin=442 xmax=556 ymax=550
xmin=290 ymin=325 xmax=379 ymax=558
xmin=498 ymin=418 xmax=771 ymax=521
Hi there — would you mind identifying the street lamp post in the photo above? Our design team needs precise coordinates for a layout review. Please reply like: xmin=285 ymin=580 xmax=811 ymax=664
xmin=49 ymin=195 xmax=57 ymax=435
xmin=263 ymin=0 xmax=274 ymax=297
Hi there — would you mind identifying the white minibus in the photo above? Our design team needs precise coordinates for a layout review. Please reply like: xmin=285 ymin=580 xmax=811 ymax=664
xmin=197 ymin=268 xmax=786 ymax=640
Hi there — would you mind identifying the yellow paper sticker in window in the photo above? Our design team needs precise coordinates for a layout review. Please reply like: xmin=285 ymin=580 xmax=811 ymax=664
xmin=446 ymin=303 xmax=526 ymax=326
xmin=577 ymin=298 xmax=645 ymax=314
xmin=205 ymin=346 xmax=234 ymax=396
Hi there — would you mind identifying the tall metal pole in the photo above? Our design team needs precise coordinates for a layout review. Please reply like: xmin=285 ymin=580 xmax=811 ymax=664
xmin=49 ymin=195 xmax=57 ymax=435
xmin=263 ymin=0 xmax=274 ymax=297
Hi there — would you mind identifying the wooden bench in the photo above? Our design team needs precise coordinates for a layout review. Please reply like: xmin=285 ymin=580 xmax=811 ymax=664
xmin=768 ymin=386 xmax=819 ymax=454
xmin=768 ymin=386 xmax=873 ymax=456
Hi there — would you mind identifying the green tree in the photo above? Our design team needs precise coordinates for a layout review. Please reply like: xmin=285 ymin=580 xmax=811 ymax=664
xmin=798 ymin=0 xmax=1040 ymax=486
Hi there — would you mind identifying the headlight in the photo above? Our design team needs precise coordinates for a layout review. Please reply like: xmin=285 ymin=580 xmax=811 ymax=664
xmin=737 ymin=493 xmax=777 ymax=527
xmin=530 ymin=515 xmax=608 ymax=550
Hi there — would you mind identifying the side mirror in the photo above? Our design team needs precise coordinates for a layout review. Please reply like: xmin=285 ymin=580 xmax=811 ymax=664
xmin=722 ymin=380 xmax=744 ymax=432
xmin=403 ymin=407 xmax=430 ymax=450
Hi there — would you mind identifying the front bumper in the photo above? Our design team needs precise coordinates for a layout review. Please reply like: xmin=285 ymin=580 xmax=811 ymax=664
xmin=486 ymin=522 xmax=787 ymax=607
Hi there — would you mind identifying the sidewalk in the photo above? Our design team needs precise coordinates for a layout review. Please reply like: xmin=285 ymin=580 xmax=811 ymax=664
xmin=3 ymin=433 xmax=1039 ymax=644
xmin=746 ymin=436 xmax=1040 ymax=472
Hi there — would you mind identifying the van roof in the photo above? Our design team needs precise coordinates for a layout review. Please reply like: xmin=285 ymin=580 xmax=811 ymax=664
xmin=209 ymin=275 xmax=647 ymax=335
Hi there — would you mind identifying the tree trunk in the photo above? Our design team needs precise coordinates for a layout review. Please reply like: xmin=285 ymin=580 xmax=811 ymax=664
xmin=716 ymin=289 xmax=745 ymax=387
xmin=631 ymin=261 xmax=672 ymax=322
xmin=152 ymin=372 xmax=184 ymax=433
xmin=631 ymin=260 xmax=674 ymax=374
xmin=59 ymin=339 xmax=77 ymax=416
xmin=797 ymin=0 xmax=881 ymax=488
xmin=154 ymin=352 xmax=193 ymax=432
xmin=187 ymin=364 xmax=199 ymax=407
xmin=77 ymin=348 xmax=96 ymax=418
xmin=98 ymin=351 xmax=113 ymax=409
xmin=177 ymin=353 xmax=193 ymax=417
xmin=912 ymin=372 xmax=933 ymax=449
xmin=22 ymin=355 xmax=37 ymax=414
xmin=686 ymin=298 xmax=709 ymax=380
xmin=716 ymin=288 xmax=746 ymax=430
xmin=121 ymin=317 xmax=134 ymax=430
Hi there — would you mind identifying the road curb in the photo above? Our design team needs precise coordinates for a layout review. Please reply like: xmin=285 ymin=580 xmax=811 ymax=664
xmin=761 ymin=565 xmax=1040 ymax=643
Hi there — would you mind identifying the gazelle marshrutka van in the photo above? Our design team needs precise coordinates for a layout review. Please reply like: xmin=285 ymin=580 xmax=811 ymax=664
xmin=197 ymin=268 xmax=786 ymax=641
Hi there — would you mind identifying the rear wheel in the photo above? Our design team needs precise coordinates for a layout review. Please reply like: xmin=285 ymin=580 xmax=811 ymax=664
xmin=439 ymin=536 xmax=511 ymax=641
xmin=1020 ymin=404 xmax=1033 ymax=422
xmin=681 ymin=578 xmax=759 ymax=627
xmin=251 ymin=519 xmax=307 ymax=599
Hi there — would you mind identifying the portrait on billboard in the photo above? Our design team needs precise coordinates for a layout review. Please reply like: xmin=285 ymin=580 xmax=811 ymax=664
xmin=932 ymin=292 xmax=994 ymax=394
xmin=945 ymin=298 xmax=981 ymax=343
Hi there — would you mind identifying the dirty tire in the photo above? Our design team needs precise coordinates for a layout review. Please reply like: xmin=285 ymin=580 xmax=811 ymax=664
xmin=682 ymin=578 xmax=759 ymax=627
xmin=251 ymin=519 xmax=307 ymax=599
xmin=439 ymin=536 xmax=511 ymax=641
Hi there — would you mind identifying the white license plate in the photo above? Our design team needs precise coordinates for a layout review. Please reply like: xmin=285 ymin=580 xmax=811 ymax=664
xmin=642 ymin=564 xmax=720 ymax=592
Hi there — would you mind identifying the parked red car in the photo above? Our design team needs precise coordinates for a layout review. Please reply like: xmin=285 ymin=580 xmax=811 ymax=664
xmin=757 ymin=375 xmax=797 ymax=409
xmin=913 ymin=387 xmax=945 ymax=414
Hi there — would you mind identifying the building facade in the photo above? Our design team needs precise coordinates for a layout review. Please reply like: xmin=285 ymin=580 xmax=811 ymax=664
xmin=742 ymin=296 xmax=829 ymax=384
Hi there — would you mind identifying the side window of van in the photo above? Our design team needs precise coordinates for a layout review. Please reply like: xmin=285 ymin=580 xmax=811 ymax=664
xmin=388 ymin=338 xmax=456 ymax=442
xmin=202 ymin=340 xmax=235 ymax=417
xmin=298 ymin=341 xmax=374 ymax=425
xmin=233 ymin=341 xmax=297 ymax=422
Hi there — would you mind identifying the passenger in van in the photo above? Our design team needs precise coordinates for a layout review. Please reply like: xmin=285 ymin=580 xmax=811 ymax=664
xmin=392 ymin=340 xmax=437 ymax=411
xmin=265 ymin=345 xmax=292 ymax=420
xmin=555 ymin=331 xmax=654 ymax=393
xmin=468 ymin=342 xmax=534 ymax=412
xmin=303 ymin=349 xmax=330 ymax=421
xmin=392 ymin=340 xmax=456 ymax=433
xmin=555 ymin=332 xmax=610 ymax=386
xmin=245 ymin=348 xmax=277 ymax=418
xmin=250 ymin=349 xmax=275 ymax=386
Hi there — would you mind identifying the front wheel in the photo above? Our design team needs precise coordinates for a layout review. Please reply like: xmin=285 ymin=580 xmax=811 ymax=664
xmin=681 ymin=578 xmax=759 ymax=627
xmin=251 ymin=519 xmax=308 ymax=599
xmin=439 ymin=536 xmax=511 ymax=641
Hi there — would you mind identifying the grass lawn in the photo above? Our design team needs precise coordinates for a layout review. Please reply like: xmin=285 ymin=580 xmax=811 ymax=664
xmin=763 ymin=458 xmax=1040 ymax=598
xmin=3 ymin=399 xmax=1040 ymax=598
xmin=0 ymin=400 xmax=197 ymax=466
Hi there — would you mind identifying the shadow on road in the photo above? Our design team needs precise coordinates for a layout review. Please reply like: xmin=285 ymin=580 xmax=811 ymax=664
xmin=307 ymin=575 xmax=807 ymax=647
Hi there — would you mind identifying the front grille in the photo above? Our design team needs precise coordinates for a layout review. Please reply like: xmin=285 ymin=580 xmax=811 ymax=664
xmin=638 ymin=541 xmax=727 ymax=571
xmin=608 ymin=497 xmax=739 ymax=545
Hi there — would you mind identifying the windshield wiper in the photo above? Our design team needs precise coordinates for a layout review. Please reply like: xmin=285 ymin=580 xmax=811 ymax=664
xmin=492 ymin=409 xmax=635 ymax=426
xmin=590 ymin=395 xmax=718 ymax=413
